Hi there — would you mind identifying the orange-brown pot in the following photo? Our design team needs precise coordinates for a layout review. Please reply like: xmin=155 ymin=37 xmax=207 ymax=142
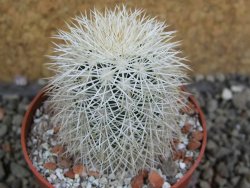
xmin=21 ymin=89 xmax=207 ymax=188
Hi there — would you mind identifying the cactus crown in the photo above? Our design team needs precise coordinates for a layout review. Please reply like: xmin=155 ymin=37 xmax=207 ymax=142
xmin=47 ymin=6 xmax=189 ymax=174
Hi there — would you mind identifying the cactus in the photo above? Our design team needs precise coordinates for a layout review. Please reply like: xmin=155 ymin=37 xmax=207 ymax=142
xmin=47 ymin=6 xmax=189 ymax=174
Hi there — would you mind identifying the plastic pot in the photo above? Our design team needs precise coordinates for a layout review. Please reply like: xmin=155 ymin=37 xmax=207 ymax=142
xmin=21 ymin=89 xmax=207 ymax=188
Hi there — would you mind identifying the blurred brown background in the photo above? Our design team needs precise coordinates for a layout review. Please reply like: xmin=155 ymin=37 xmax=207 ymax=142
xmin=0 ymin=0 xmax=249 ymax=82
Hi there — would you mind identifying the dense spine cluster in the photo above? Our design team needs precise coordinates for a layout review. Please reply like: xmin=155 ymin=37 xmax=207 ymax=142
xmin=47 ymin=6 xmax=189 ymax=174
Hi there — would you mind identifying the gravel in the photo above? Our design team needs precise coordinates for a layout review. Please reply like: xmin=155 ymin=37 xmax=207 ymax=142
xmin=0 ymin=74 xmax=249 ymax=187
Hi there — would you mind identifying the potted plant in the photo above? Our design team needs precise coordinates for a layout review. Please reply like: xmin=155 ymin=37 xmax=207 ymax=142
xmin=21 ymin=6 xmax=206 ymax=188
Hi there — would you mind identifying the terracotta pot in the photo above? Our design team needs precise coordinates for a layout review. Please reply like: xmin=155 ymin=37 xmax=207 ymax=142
xmin=21 ymin=89 xmax=207 ymax=188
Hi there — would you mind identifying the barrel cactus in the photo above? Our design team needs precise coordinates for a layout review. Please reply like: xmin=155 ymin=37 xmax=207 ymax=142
xmin=47 ymin=6 xmax=189 ymax=174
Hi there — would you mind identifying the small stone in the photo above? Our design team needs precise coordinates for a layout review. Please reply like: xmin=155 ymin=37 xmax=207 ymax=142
xmin=231 ymin=85 xmax=244 ymax=92
xmin=49 ymin=173 xmax=57 ymax=181
xmin=222 ymin=88 xmax=232 ymax=100
xmin=148 ymin=170 xmax=164 ymax=188
xmin=162 ymin=182 xmax=171 ymax=188
xmin=215 ymin=147 xmax=231 ymax=159
xmin=216 ymin=162 xmax=229 ymax=178
xmin=0 ymin=183 xmax=8 ymax=188
xmin=14 ymin=75 xmax=28 ymax=86
xmin=99 ymin=177 xmax=108 ymax=184
xmin=64 ymin=169 xmax=75 ymax=179
xmin=86 ymin=182 xmax=92 ymax=188
xmin=88 ymin=176 xmax=95 ymax=182
xmin=206 ymin=75 xmax=215 ymax=82
xmin=10 ymin=163 xmax=30 ymax=178
xmin=53 ymin=126 xmax=60 ymax=134
xmin=0 ymin=124 xmax=7 ymax=137
xmin=0 ymin=161 xmax=5 ymax=180
xmin=108 ymin=173 xmax=116 ymax=180
xmin=181 ymin=123 xmax=192 ymax=134
xmin=43 ymin=162 xmax=57 ymax=170
xmin=12 ymin=114 xmax=23 ymax=126
xmin=51 ymin=145 xmax=64 ymax=155
xmin=175 ymin=172 xmax=183 ymax=179
xmin=73 ymin=164 xmax=85 ymax=175
xmin=131 ymin=174 xmax=144 ymax=188
xmin=179 ymin=162 xmax=186 ymax=170
xmin=215 ymin=175 xmax=227 ymax=187
xmin=191 ymin=131 xmax=203 ymax=141
xmin=177 ymin=143 xmax=186 ymax=150
xmin=46 ymin=129 xmax=54 ymax=135
xmin=187 ymin=139 xmax=201 ymax=150
xmin=58 ymin=158 xmax=72 ymax=169
xmin=199 ymin=180 xmax=211 ymax=188
xmin=231 ymin=176 xmax=240 ymax=186
xmin=183 ymin=156 xmax=193 ymax=167
xmin=201 ymin=168 xmax=214 ymax=182
xmin=2 ymin=143 xmax=11 ymax=152
xmin=239 ymin=178 xmax=250 ymax=188
xmin=195 ymin=74 xmax=204 ymax=81
xmin=88 ymin=170 xmax=100 ymax=177
xmin=0 ymin=108 xmax=5 ymax=121
xmin=55 ymin=168 xmax=64 ymax=180
xmin=173 ymin=150 xmax=185 ymax=160
xmin=10 ymin=178 xmax=22 ymax=188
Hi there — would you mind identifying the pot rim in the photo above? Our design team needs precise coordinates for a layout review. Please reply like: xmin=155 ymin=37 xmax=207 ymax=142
xmin=21 ymin=89 xmax=207 ymax=188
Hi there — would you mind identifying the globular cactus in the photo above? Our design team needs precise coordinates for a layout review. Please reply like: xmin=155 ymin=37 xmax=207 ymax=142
xmin=47 ymin=6 xmax=189 ymax=174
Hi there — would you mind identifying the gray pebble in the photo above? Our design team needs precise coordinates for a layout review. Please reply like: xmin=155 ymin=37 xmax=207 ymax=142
xmin=10 ymin=162 xmax=30 ymax=178
xmin=12 ymin=114 xmax=23 ymax=126
xmin=232 ymin=89 xmax=250 ymax=110
xmin=214 ymin=175 xmax=227 ymax=187
xmin=0 ymin=162 xmax=5 ymax=180
xmin=216 ymin=162 xmax=229 ymax=178
xmin=0 ymin=124 xmax=8 ymax=137
xmin=10 ymin=178 xmax=22 ymax=188
xmin=201 ymin=168 xmax=213 ymax=182
xmin=238 ymin=177 xmax=250 ymax=188
xmin=0 ymin=183 xmax=8 ymax=188
xmin=199 ymin=180 xmax=211 ymax=188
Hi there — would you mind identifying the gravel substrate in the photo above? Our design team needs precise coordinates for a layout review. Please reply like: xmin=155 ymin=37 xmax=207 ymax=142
xmin=26 ymin=99 xmax=201 ymax=188
xmin=0 ymin=74 xmax=250 ymax=188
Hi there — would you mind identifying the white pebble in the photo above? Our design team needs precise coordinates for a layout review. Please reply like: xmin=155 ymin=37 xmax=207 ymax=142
xmin=43 ymin=151 xmax=51 ymax=158
xmin=50 ymin=174 xmax=57 ymax=181
xmin=162 ymin=182 xmax=171 ymax=188
xmin=108 ymin=173 xmax=116 ymax=180
xmin=88 ymin=176 xmax=95 ymax=182
xmin=198 ymin=126 xmax=203 ymax=131
xmin=92 ymin=179 xmax=99 ymax=186
xmin=179 ymin=162 xmax=186 ymax=170
xmin=99 ymin=177 xmax=108 ymax=184
xmin=222 ymin=88 xmax=232 ymax=100
xmin=181 ymin=136 xmax=189 ymax=145
xmin=177 ymin=143 xmax=186 ymax=150
xmin=231 ymin=85 xmax=244 ymax=93
xmin=55 ymin=169 xmax=64 ymax=180
xmin=175 ymin=172 xmax=183 ymax=179
xmin=124 ymin=178 xmax=131 ymax=185
xmin=186 ymin=151 xmax=194 ymax=157
xmin=46 ymin=129 xmax=54 ymax=135
xmin=41 ymin=143 xmax=49 ymax=150
xmin=34 ymin=118 xmax=41 ymax=123
xmin=86 ymin=182 xmax=92 ymax=188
